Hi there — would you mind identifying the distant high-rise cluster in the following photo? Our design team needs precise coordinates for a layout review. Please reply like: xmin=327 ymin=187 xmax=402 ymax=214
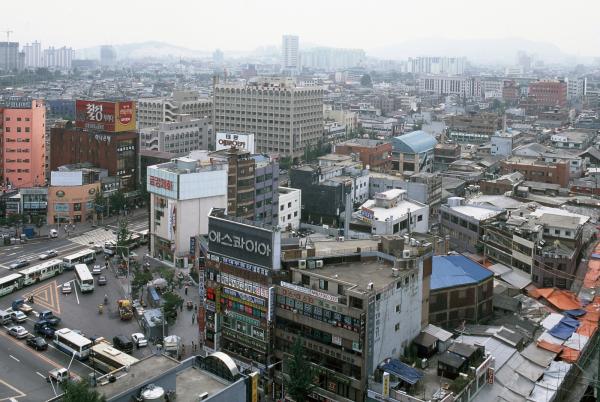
xmin=407 ymin=56 xmax=466 ymax=75
xmin=281 ymin=34 xmax=299 ymax=74
xmin=301 ymin=47 xmax=365 ymax=70
xmin=100 ymin=45 xmax=117 ymax=67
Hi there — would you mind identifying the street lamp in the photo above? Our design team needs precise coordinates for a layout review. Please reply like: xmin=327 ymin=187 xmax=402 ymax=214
xmin=267 ymin=360 xmax=284 ymax=402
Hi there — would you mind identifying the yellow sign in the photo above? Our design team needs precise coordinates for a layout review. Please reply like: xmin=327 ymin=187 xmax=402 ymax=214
xmin=250 ymin=372 xmax=259 ymax=402
xmin=382 ymin=372 xmax=390 ymax=398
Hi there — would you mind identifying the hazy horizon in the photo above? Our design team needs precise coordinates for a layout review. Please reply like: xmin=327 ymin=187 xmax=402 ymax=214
xmin=4 ymin=0 xmax=599 ymax=58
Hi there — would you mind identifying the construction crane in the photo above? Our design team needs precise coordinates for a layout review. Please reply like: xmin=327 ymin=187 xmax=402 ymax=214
xmin=2 ymin=29 xmax=14 ymax=72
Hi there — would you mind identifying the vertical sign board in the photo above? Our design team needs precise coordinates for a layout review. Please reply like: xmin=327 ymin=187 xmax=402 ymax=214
xmin=382 ymin=372 xmax=390 ymax=398
xmin=487 ymin=367 xmax=494 ymax=384
xmin=249 ymin=371 xmax=259 ymax=402
xmin=267 ymin=286 xmax=275 ymax=322
xmin=190 ymin=236 xmax=196 ymax=257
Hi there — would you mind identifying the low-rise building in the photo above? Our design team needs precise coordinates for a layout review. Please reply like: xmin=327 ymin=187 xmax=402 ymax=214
xmin=429 ymin=255 xmax=494 ymax=328
xmin=353 ymin=189 xmax=429 ymax=235
xmin=391 ymin=130 xmax=437 ymax=176
xmin=139 ymin=115 xmax=211 ymax=155
xmin=278 ymin=187 xmax=301 ymax=230
xmin=480 ymin=172 xmax=524 ymax=195
xmin=433 ymin=143 xmax=461 ymax=171
xmin=333 ymin=138 xmax=392 ymax=172
xmin=500 ymin=157 xmax=570 ymax=187
xmin=439 ymin=197 xmax=504 ymax=253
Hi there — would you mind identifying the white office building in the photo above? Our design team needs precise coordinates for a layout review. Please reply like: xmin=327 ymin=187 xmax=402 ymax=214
xmin=137 ymin=90 xmax=213 ymax=130
xmin=140 ymin=115 xmax=211 ymax=155
xmin=147 ymin=156 xmax=228 ymax=267
xmin=278 ymin=187 xmax=301 ymax=230
xmin=281 ymin=35 xmax=299 ymax=73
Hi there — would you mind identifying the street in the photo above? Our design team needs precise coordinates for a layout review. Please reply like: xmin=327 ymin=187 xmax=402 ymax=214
xmin=0 ymin=213 xmax=150 ymax=401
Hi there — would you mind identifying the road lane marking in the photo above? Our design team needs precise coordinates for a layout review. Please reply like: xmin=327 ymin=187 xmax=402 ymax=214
xmin=36 ymin=371 xmax=46 ymax=379
xmin=73 ymin=281 xmax=80 ymax=305
xmin=7 ymin=252 xmax=17 ymax=256
xmin=9 ymin=355 xmax=20 ymax=362
xmin=0 ymin=378 xmax=26 ymax=401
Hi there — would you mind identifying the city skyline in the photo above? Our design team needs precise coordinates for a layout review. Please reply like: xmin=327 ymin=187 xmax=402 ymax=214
xmin=3 ymin=0 xmax=599 ymax=58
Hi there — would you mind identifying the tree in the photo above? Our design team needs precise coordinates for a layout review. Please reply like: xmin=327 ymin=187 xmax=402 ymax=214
xmin=116 ymin=218 xmax=132 ymax=258
xmin=109 ymin=191 xmax=126 ymax=215
xmin=131 ymin=270 xmax=153 ymax=299
xmin=284 ymin=337 xmax=316 ymax=402
xmin=162 ymin=291 xmax=183 ymax=323
xmin=93 ymin=192 xmax=105 ymax=218
xmin=61 ymin=380 xmax=106 ymax=402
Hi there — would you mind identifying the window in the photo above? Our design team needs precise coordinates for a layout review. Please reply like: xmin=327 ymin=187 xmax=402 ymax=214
xmin=5 ymin=127 xmax=9 ymax=132
xmin=16 ymin=127 xmax=21 ymax=133
xmin=417 ymin=215 xmax=423 ymax=222
xmin=25 ymin=127 xmax=30 ymax=133
xmin=396 ymin=304 xmax=401 ymax=312
xmin=395 ymin=323 xmax=400 ymax=331
xmin=319 ymin=279 xmax=328 ymax=290
xmin=280 ymin=204 xmax=284 ymax=211
xmin=294 ymin=211 xmax=298 ymax=217
xmin=288 ymin=202 xmax=292 ymax=208
xmin=301 ymin=274 xmax=310 ymax=286
xmin=554 ymin=229 xmax=560 ymax=235
xmin=16 ymin=117 xmax=21 ymax=121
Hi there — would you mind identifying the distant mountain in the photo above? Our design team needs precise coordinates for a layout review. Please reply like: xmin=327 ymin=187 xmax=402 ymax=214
xmin=369 ymin=37 xmax=581 ymax=65
xmin=75 ymin=41 xmax=211 ymax=60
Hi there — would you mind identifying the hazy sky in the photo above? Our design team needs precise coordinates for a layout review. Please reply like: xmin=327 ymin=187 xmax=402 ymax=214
xmin=4 ymin=0 xmax=599 ymax=56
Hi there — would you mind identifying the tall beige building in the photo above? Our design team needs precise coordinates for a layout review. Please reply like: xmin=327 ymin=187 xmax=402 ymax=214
xmin=137 ymin=90 xmax=213 ymax=130
xmin=213 ymin=78 xmax=323 ymax=158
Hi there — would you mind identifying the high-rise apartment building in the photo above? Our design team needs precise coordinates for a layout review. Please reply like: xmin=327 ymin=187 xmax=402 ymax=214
xmin=0 ymin=97 xmax=46 ymax=188
xmin=213 ymin=77 xmax=324 ymax=158
xmin=281 ymin=35 xmax=299 ymax=73
xmin=0 ymin=42 xmax=22 ymax=71
xmin=100 ymin=45 xmax=116 ymax=67
xmin=408 ymin=56 xmax=466 ymax=76
xmin=301 ymin=47 xmax=365 ymax=70
xmin=42 ymin=46 xmax=74 ymax=69
xmin=23 ymin=41 xmax=42 ymax=68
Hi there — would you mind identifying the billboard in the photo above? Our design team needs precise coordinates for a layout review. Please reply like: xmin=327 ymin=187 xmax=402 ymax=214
xmin=75 ymin=100 xmax=136 ymax=132
xmin=215 ymin=132 xmax=255 ymax=153
xmin=208 ymin=214 xmax=280 ymax=270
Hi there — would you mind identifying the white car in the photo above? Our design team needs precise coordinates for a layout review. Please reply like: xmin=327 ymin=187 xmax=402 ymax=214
xmin=39 ymin=250 xmax=58 ymax=260
xmin=131 ymin=333 xmax=148 ymax=348
xmin=62 ymin=283 xmax=72 ymax=294
xmin=92 ymin=265 xmax=102 ymax=275
xmin=7 ymin=326 xmax=29 ymax=339
xmin=11 ymin=311 xmax=27 ymax=323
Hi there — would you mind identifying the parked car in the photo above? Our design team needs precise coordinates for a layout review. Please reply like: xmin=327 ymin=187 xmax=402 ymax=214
xmin=97 ymin=276 xmax=107 ymax=286
xmin=26 ymin=335 xmax=48 ymax=351
xmin=11 ymin=311 xmax=27 ymax=323
xmin=39 ymin=250 xmax=58 ymax=260
xmin=9 ymin=259 xmax=29 ymax=270
xmin=62 ymin=283 xmax=72 ymax=294
xmin=92 ymin=265 xmax=102 ymax=275
xmin=7 ymin=326 xmax=29 ymax=339
xmin=131 ymin=333 xmax=148 ymax=348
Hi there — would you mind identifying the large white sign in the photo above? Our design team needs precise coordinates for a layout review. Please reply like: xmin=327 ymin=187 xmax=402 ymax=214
xmin=281 ymin=281 xmax=339 ymax=303
xmin=216 ymin=132 xmax=255 ymax=153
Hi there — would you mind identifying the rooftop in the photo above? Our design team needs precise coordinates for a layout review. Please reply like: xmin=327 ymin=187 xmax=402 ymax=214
xmin=431 ymin=255 xmax=493 ymax=290
xmin=446 ymin=204 xmax=504 ymax=221
xmin=337 ymin=138 xmax=389 ymax=148
xmin=392 ymin=130 xmax=438 ymax=154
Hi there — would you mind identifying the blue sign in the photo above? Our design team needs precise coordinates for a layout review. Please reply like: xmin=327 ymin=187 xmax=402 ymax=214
xmin=190 ymin=236 xmax=196 ymax=256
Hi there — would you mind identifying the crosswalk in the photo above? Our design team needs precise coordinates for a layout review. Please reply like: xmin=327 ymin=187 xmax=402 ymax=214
xmin=68 ymin=221 xmax=148 ymax=247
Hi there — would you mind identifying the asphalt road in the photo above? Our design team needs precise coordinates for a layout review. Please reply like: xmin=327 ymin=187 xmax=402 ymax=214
xmin=0 ymin=214 xmax=150 ymax=401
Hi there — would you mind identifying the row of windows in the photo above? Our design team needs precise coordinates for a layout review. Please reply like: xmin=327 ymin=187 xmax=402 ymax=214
xmin=4 ymin=127 xmax=31 ymax=133
xmin=277 ymin=295 xmax=361 ymax=333
xmin=4 ymin=117 xmax=31 ymax=122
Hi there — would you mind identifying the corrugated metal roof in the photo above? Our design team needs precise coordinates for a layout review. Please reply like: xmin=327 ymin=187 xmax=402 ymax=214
xmin=431 ymin=255 xmax=493 ymax=290
xmin=392 ymin=130 xmax=437 ymax=154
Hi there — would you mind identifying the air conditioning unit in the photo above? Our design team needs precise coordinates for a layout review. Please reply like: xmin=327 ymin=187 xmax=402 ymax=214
xmin=292 ymin=309 xmax=298 ymax=314
xmin=316 ymin=260 xmax=324 ymax=268
xmin=391 ymin=268 xmax=399 ymax=277
xmin=298 ymin=260 xmax=307 ymax=269
xmin=338 ymin=236 xmax=345 ymax=242
xmin=367 ymin=282 xmax=374 ymax=290
xmin=198 ymin=392 xmax=209 ymax=401
xmin=402 ymin=249 xmax=411 ymax=258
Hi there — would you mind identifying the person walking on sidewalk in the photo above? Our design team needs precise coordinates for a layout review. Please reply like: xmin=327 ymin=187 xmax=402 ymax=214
xmin=192 ymin=313 xmax=195 ymax=324
xmin=184 ymin=285 xmax=188 ymax=296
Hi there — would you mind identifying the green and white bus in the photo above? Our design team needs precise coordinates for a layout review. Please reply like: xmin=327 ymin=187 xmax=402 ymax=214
xmin=74 ymin=264 xmax=94 ymax=293
xmin=0 ymin=274 xmax=23 ymax=297
xmin=62 ymin=248 xmax=95 ymax=270
xmin=19 ymin=259 xmax=63 ymax=286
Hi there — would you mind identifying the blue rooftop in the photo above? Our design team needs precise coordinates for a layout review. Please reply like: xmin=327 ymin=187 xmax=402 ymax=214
xmin=431 ymin=255 xmax=493 ymax=290
xmin=392 ymin=130 xmax=437 ymax=154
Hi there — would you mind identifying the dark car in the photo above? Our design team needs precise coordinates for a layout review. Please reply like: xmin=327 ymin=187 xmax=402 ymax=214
xmin=112 ymin=335 xmax=133 ymax=354
xmin=97 ymin=276 xmax=107 ymax=286
xmin=34 ymin=321 xmax=55 ymax=338
xmin=9 ymin=259 xmax=29 ymax=270
xmin=26 ymin=335 xmax=48 ymax=351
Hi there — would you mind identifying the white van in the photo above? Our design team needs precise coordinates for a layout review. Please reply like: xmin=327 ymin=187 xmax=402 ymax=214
xmin=49 ymin=229 xmax=58 ymax=238
xmin=0 ymin=309 xmax=12 ymax=325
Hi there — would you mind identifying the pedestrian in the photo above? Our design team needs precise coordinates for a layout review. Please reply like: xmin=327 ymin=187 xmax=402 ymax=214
xmin=191 ymin=341 xmax=194 ymax=351
xmin=179 ymin=303 xmax=183 ymax=312
xmin=184 ymin=285 xmax=188 ymax=296
xmin=194 ymin=304 xmax=197 ymax=312
xmin=194 ymin=343 xmax=197 ymax=352
xmin=192 ymin=313 xmax=195 ymax=324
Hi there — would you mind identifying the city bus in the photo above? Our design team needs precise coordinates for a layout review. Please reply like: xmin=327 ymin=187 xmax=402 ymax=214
xmin=54 ymin=328 xmax=92 ymax=360
xmin=90 ymin=342 xmax=139 ymax=374
xmin=62 ymin=248 xmax=96 ymax=270
xmin=0 ymin=274 xmax=23 ymax=297
xmin=19 ymin=259 xmax=63 ymax=286
xmin=74 ymin=264 xmax=94 ymax=293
